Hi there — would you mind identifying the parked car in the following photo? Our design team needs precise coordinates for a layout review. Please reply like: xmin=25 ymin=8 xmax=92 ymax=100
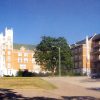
xmin=91 ymin=73 xmax=100 ymax=79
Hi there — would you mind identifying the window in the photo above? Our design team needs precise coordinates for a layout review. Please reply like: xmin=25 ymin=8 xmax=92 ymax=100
xmin=20 ymin=64 xmax=26 ymax=69
xmin=8 ymin=56 xmax=11 ymax=62
xmin=79 ymin=55 xmax=82 ymax=60
xmin=7 ymin=63 xmax=11 ymax=68
xmin=18 ymin=52 xmax=22 ymax=56
xmin=24 ymin=53 xmax=28 ymax=57
xmin=90 ymin=56 xmax=93 ymax=60
xmin=24 ymin=58 xmax=28 ymax=63
xmin=75 ymin=49 xmax=77 ymax=53
xmin=7 ymin=36 xmax=11 ymax=40
xmin=3 ymin=51 xmax=5 ymax=55
xmin=79 ymin=48 xmax=82 ymax=52
xmin=75 ymin=55 xmax=78 ymax=59
xmin=79 ymin=62 xmax=82 ymax=67
xmin=3 ymin=56 xmax=5 ymax=61
xmin=8 ymin=51 xmax=11 ymax=55
xmin=3 ymin=45 xmax=5 ymax=50
xmin=75 ymin=62 xmax=78 ymax=68
xmin=3 ymin=37 xmax=5 ymax=41
xmin=18 ymin=57 xmax=22 ymax=63
xmin=91 ymin=48 xmax=93 ymax=52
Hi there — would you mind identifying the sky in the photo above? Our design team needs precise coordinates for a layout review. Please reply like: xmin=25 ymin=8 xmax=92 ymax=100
xmin=0 ymin=0 xmax=100 ymax=45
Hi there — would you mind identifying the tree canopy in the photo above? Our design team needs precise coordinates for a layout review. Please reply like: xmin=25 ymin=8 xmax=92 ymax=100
xmin=34 ymin=36 xmax=73 ymax=75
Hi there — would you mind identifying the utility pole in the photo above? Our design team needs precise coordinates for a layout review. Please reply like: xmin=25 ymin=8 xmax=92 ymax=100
xmin=59 ymin=47 xmax=61 ymax=77
xmin=52 ymin=46 xmax=61 ymax=77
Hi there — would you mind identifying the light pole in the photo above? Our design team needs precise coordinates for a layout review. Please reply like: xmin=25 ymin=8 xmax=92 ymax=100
xmin=52 ymin=46 xmax=61 ymax=76
xmin=58 ymin=47 xmax=61 ymax=77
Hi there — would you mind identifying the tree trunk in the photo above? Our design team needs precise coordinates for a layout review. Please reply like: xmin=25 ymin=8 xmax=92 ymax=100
xmin=51 ymin=66 xmax=56 ymax=76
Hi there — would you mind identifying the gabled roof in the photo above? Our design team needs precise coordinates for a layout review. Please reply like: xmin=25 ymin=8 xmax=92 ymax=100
xmin=71 ymin=37 xmax=92 ymax=48
xmin=13 ymin=43 xmax=36 ymax=50
xmin=76 ymin=37 xmax=92 ymax=45
xmin=92 ymin=34 xmax=100 ymax=41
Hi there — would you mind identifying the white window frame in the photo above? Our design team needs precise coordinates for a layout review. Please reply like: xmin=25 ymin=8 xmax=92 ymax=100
xmin=8 ymin=51 xmax=11 ymax=55
xmin=20 ymin=64 xmax=26 ymax=69
xmin=24 ymin=58 xmax=28 ymax=63
xmin=8 ymin=56 xmax=11 ymax=62
xmin=18 ymin=57 xmax=22 ymax=63
xmin=24 ymin=53 xmax=28 ymax=57
xmin=18 ymin=52 xmax=22 ymax=56
xmin=7 ymin=63 xmax=11 ymax=68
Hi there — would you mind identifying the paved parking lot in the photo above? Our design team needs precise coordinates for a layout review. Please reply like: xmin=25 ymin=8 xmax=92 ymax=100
xmin=42 ymin=76 xmax=100 ymax=99
xmin=57 ymin=76 xmax=100 ymax=88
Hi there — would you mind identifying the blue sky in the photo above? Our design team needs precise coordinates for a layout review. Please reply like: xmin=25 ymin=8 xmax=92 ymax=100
xmin=0 ymin=0 xmax=100 ymax=45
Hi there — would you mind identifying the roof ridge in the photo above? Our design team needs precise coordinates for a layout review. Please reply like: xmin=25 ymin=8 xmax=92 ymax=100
xmin=13 ymin=43 xmax=36 ymax=50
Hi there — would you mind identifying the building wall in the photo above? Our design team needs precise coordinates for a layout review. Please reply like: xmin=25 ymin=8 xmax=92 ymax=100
xmin=0 ymin=28 xmax=13 ymax=76
xmin=71 ymin=45 xmax=83 ymax=73
xmin=0 ymin=28 xmax=41 ymax=76
xmin=82 ymin=44 xmax=91 ymax=75
xmin=12 ymin=48 xmax=33 ymax=71
xmin=71 ymin=39 xmax=92 ymax=75
xmin=91 ymin=37 xmax=100 ymax=73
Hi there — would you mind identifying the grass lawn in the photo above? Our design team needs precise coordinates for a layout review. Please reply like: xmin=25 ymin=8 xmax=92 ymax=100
xmin=0 ymin=77 xmax=56 ymax=90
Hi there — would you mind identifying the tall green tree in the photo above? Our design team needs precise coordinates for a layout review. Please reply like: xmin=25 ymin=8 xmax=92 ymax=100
xmin=34 ymin=36 xmax=73 ymax=75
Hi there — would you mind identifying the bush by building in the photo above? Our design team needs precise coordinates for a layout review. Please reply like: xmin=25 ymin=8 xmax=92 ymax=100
xmin=17 ymin=69 xmax=33 ymax=77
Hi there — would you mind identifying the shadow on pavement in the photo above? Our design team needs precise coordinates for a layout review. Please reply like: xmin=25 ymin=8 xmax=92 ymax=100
xmin=62 ymin=96 xmax=100 ymax=100
xmin=0 ymin=88 xmax=59 ymax=100
xmin=0 ymin=88 xmax=100 ymax=100
xmin=87 ymin=87 xmax=100 ymax=92
xmin=80 ymin=78 xmax=100 ymax=83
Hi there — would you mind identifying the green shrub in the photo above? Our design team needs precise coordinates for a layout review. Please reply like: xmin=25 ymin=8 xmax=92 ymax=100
xmin=23 ymin=70 xmax=33 ymax=77
xmin=4 ymin=75 xmax=11 ymax=77
xmin=66 ymin=71 xmax=82 ymax=76
xmin=3 ymin=74 xmax=14 ymax=77
xmin=17 ymin=70 xmax=23 ymax=77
